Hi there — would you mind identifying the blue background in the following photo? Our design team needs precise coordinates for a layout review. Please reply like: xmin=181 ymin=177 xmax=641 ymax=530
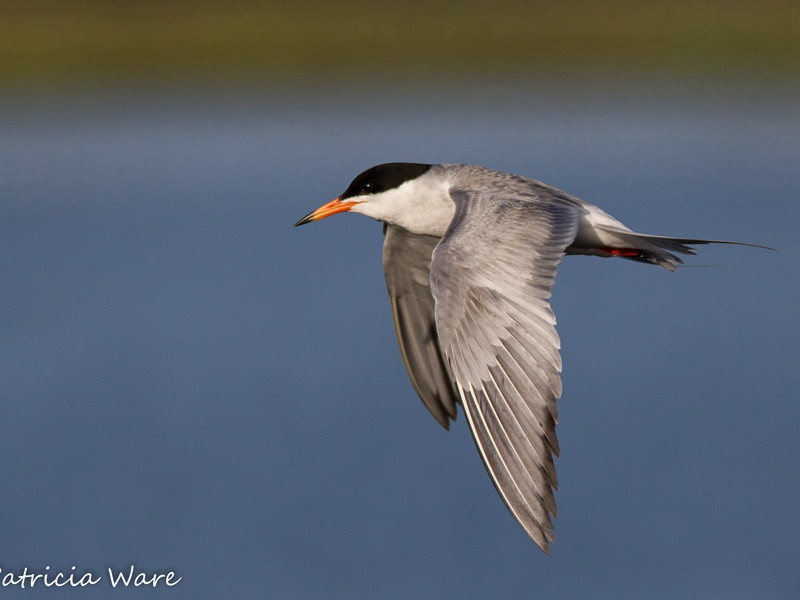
xmin=1 ymin=83 xmax=798 ymax=598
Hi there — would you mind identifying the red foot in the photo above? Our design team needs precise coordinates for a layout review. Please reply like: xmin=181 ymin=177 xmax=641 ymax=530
xmin=596 ymin=247 xmax=641 ymax=258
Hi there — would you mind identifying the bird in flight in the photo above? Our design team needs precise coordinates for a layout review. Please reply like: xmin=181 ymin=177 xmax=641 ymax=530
xmin=295 ymin=162 xmax=765 ymax=554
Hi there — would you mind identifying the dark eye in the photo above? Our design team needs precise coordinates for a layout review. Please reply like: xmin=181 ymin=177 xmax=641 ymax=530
xmin=361 ymin=182 xmax=373 ymax=193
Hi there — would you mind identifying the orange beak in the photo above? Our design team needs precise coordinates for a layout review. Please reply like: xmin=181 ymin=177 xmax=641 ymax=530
xmin=294 ymin=197 xmax=359 ymax=226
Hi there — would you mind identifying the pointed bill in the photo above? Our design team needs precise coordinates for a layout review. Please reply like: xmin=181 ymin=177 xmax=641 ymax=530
xmin=294 ymin=197 xmax=359 ymax=226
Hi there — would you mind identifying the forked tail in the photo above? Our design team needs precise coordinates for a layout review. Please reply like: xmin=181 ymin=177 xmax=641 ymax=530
xmin=588 ymin=226 xmax=774 ymax=271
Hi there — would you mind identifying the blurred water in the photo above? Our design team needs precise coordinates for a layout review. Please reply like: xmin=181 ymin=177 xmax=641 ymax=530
xmin=1 ymin=83 xmax=798 ymax=599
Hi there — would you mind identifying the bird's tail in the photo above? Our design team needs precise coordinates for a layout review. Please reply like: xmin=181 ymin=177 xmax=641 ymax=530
xmin=590 ymin=226 xmax=773 ymax=271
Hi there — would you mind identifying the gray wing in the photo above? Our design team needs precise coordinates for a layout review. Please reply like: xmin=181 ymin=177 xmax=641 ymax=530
xmin=382 ymin=224 xmax=459 ymax=429
xmin=430 ymin=190 xmax=580 ymax=553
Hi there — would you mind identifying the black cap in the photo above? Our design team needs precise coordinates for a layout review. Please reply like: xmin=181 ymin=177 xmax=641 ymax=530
xmin=340 ymin=163 xmax=432 ymax=200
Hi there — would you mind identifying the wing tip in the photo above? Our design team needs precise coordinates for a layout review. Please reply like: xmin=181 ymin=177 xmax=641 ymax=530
xmin=529 ymin=526 xmax=555 ymax=555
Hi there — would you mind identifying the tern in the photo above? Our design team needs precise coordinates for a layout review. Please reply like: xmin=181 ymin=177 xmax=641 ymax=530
xmin=295 ymin=162 xmax=765 ymax=554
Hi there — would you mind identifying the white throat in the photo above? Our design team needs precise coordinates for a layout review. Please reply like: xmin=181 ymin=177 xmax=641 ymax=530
xmin=351 ymin=176 xmax=455 ymax=237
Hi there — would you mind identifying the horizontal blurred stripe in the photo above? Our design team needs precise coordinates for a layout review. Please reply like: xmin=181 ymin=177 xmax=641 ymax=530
xmin=2 ymin=0 xmax=799 ymax=89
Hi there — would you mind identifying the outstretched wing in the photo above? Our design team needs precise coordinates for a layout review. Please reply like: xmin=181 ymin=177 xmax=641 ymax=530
xmin=430 ymin=190 xmax=580 ymax=553
xmin=383 ymin=224 xmax=459 ymax=429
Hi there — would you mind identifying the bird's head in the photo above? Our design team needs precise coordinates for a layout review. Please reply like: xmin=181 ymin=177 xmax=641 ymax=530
xmin=295 ymin=163 xmax=454 ymax=236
